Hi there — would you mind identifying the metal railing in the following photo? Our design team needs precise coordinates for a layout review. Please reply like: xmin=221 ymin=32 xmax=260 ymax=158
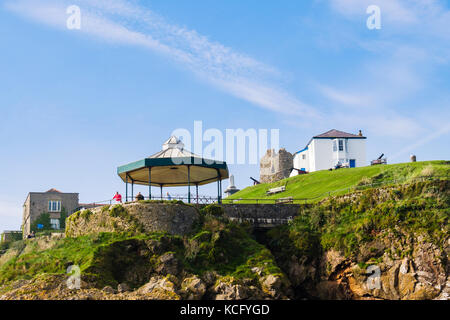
xmin=78 ymin=194 xmax=221 ymax=209
xmin=80 ymin=175 xmax=448 ymax=208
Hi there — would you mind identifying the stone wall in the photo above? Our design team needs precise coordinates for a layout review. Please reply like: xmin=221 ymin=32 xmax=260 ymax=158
xmin=260 ymin=148 xmax=293 ymax=184
xmin=65 ymin=202 xmax=200 ymax=237
xmin=222 ymin=204 xmax=301 ymax=228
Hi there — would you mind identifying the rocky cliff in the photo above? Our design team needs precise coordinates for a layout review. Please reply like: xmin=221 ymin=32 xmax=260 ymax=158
xmin=265 ymin=180 xmax=449 ymax=300
xmin=0 ymin=180 xmax=448 ymax=300
xmin=0 ymin=205 xmax=292 ymax=300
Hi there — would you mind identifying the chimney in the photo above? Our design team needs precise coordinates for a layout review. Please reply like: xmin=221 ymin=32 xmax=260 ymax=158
xmin=358 ymin=130 xmax=363 ymax=137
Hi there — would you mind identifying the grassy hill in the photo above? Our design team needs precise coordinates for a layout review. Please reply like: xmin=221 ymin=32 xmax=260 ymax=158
xmin=226 ymin=161 xmax=450 ymax=203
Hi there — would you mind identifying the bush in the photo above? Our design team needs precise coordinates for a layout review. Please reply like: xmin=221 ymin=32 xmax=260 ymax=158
xmin=201 ymin=204 xmax=224 ymax=217
xmin=109 ymin=205 xmax=127 ymax=218
xmin=59 ymin=208 xmax=68 ymax=230
xmin=30 ymin=213 xmax=51 ymax=232
xmin=80 ymin=210 xmax=93 ymax=221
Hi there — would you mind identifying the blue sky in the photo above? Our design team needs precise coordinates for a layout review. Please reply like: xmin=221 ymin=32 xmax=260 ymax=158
xmin=1 ymin=0 xmax=449 ymax=231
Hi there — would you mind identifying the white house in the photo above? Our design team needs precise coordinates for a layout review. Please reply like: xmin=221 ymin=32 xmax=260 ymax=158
xmin=290 ymin=129 xmax=366 ymax=176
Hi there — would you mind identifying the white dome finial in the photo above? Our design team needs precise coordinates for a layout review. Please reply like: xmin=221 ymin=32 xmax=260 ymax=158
xmin=162 ymin=136 xmax=184 ymax=150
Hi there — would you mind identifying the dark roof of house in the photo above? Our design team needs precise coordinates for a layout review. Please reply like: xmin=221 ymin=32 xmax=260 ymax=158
xmin=295 ymin=129 xmax=366 ymax=154
xmin=313 ymin=129 xmax=365 ymax=139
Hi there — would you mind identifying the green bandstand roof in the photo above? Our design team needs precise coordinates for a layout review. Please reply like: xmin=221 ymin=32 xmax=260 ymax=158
xmin=117 ymin=136 xmax=229 ymax=187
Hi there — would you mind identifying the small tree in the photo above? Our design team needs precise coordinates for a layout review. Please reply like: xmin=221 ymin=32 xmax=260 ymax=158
xmin=59 ymin=207 xmax=67 ymax=230
xmin=30 ymin=213 xmax=52 ymax=232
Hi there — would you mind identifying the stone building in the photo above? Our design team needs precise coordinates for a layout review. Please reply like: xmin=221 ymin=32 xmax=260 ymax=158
xmin=22 ymin=188 xmax=79 ymax=236
xmin=1 ymin=231 xmax=22 ymax=243
xmin=259 ymin=148 xmax=293 ymax=184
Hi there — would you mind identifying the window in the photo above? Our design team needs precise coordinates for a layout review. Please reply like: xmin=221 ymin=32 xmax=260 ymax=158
xmin=50 ymin=218 xmax=60 ymax=230
xmin=333 ymin=140 xmax=337 ymax=152
xmin=338 ymin=139 xmax=344 ymax=151
xmin=302 ymin=154 xmax=306 ymax=160
xmin=48 ymin=200 xmax=61 ymax=212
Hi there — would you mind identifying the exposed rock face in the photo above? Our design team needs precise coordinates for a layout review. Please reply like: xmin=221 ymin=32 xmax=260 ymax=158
xmin=284 ymin=234 xmax=449 ymax=300
xmin=103 ymin=286 xmax=115 ymax=294
xmin=0 ymin=273 xmax=293 ymax=301
xmin=135 ymin=276 xmax=180 ymax=300
xmin=260 ymin=148 xmax=293 ymax=184
xmin=180 ymin=276 xmax=206 ymax=300
xmin=156 ymin=253 xmax=180 ymax=276
xmin=214 ymin=282 xmax=252 ymax=300
xmin=117 ymin=283 xmax=130 ymax=293
xmin=66 ymin=203 xmax=200 ymax=237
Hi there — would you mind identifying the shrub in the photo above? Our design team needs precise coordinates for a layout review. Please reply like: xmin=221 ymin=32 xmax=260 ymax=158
xmin=59 ymin=208 xmax=68 ymax=230
xmin=109 ymin=205 xmax=128 ymax=218
xmin=201 ymin=204 xmax=224 ymax=217
xmin=30 ymin=213 xmax=51 ymax=232
xmin=80 ymin=210 xmax=93 ymax=221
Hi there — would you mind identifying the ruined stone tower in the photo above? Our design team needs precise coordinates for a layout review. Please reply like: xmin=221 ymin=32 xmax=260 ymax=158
xmin=259 ymin=148 xmax=293 ymax=184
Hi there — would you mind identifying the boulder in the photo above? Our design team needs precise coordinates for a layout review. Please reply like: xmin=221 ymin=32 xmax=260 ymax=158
xmin=102 ymin=286 xmax=115 ymax=294
xmin=117 ymin=283 xmax=130 ymax=293
xmin=213 ymin=279 xmax=251 ymax=300
xmin=180 ymin=276 xmax=206 ymax=300
xmin=136 ymin=276 xmax=180 ymax=300
xmin=156 ymin=252 xmax=180 ymax=276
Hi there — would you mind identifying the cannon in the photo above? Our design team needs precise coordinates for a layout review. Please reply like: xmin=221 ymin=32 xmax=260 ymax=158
xmin=371 ymin=154 xmax=387 ymax=165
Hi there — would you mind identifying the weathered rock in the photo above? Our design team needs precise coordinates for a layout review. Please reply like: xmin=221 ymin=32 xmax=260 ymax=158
xmin=102 ymin=286 xmax=115 ymax=294
xmin=412 ymin=241 xmax=447 ymax=295
xmin=214 ymin=282 xmax=250 ymax=300
xmin=322 ymin=250 xmax=347 ymax=277
xmin=156 ymin=252 xmax=180 ymax=276
xmin=380 ymin=261 xmax=400 ymax=300
xmin=180 ymin=276 xmax=206 ymax=300
xmin=136 ymin=276 xmax=180 ymax=300
xmin=261 ymin=275 xmax=282 ymax=298
xmin=358 ymin=240 xmax=386 ymax=262
xmin=201 ymin=271 xmax=218 ymax=287
xmin=66 ymin=203 xmax=200 ymax=237
xmin=287 ymin=256 xmax=316 ymax=286
xmin=117 ymin=283 xmax=130 ymax=293
xmin=314 ymin=281 xmax=351 ymax=300
xmin=398 ymin=273 xmax=416 ymax=298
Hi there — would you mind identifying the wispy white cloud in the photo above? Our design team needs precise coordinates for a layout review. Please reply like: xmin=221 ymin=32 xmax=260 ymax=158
xmin=390 ymin=122 xmax=450 ymax=160
xmin=317 ymin=85 xmax=371 ymax=107
xmin=5 ymin=0 xmax=317 ymax=118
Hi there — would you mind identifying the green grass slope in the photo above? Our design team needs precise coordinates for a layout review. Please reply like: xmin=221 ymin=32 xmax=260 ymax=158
xmin=226 ymin=161 xmax=450 ymax=203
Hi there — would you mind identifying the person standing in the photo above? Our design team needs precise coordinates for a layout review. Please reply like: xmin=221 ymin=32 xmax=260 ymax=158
xmin=113 ymin=191 xmax=122 ymax=203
